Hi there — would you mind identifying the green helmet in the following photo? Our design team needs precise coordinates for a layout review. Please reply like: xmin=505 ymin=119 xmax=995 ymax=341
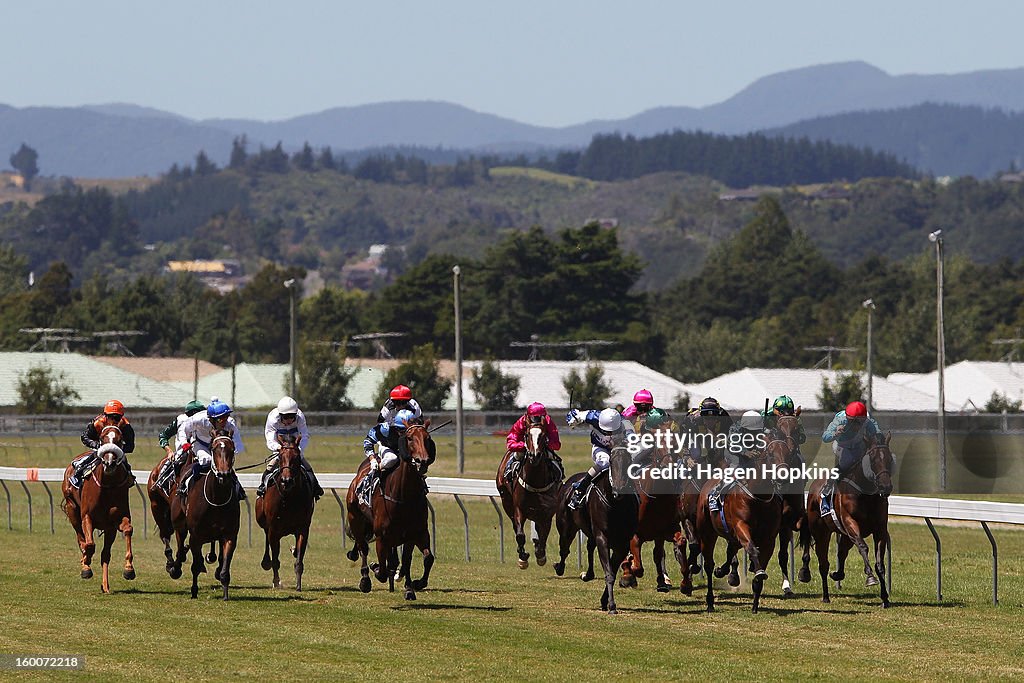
xmin=646 ymin=408 xmax=667 ymax=428
xmin=185 ymin=400 xmax=206 ymax=416
xmin=772 ymin=395 xmax=795 ymax=414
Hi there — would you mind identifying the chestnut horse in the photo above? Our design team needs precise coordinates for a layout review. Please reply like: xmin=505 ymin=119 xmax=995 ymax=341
xmin=619 ymin=425 xmax=683 ymax=592
xmin=346 ymin=420 xmax=436 ymax=600
xmin=169 ymin=430 xmax=241 ymax=600
xmin=496 ymin=423 xmax=562 ymax=570
xmin=552 ymin=446 xmax=639 ymax=614
xmin=674 ymin=437 xmax=730 ymax=596
xmin=256 ymin=433 xmax=315 ymax=590
xmin=61 ymin=425 xmax=135 ymax=593
xmin=801 ymin=433 xmax=894 ymax=608
xmin=695 ymin=440 xmax=787 ymax=613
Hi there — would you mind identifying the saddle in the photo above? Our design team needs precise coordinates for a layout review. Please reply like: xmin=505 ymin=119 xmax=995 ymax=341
xmin=505 ymin=452 xmax=564 ymax=488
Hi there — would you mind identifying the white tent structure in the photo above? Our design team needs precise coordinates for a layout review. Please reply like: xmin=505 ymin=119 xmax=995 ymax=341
xmin=888 ymin=360 xmax=1024 ymax=412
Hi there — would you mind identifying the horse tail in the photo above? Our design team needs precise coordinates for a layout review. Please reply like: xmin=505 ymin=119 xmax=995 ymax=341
xmin=798 ymin=515 xmax=813 ymax=550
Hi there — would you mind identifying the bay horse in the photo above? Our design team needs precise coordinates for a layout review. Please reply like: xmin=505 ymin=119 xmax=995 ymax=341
xmin=496 ymin=423 xmax=562 ymax=570
xmin=345 ymin=420 xmax=436 ymax=600
xmin=801 ymin=433 xmax=894 ymax=608
xmin=769 ymin=413 xmax=808 ymax=597
xmin=169 ymin=430 xmax=241 ymax=600
xmin=552 ymin=445 xmax=639 ymax=614
xmin=61 ymin=425 xmax=135 ymax=593
xmin=619 ymin=425 xmax=683 ymax=592
xmin=695 ymin=438 xmax=787 ymax=613
xmin=256 ymin=433 xmax=315 ymax=590
xmin=673 ymin=432 xmax=730 ymax=596
xmin=147 ymin=442 xmax=192 ymax=577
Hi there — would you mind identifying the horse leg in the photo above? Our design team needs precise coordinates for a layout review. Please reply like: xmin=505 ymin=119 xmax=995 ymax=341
xmin=169 ymin=527 xmax=187 ymax=580
xmin=654 ymin=538 xmax=671 ymax=593
xmin=701 ymin=536 xmax=718 ymax=613
xmin=219 ymin=537 xmax=236 ymax=601
xmin=373 ymin=537 xmax=391 ymax=584
xmin=552 ymin=507 xmax=576 ymax=577
xmin=100 ymin=525 xmax=116 ymax=594
xmin=388 ymin=546 xmax=399 ymax=593
xmin=832 ymin=533 xmax=853 ymax=584
xmin=270 ymin=533 xmax=283 ymax=589
xmin=189 ymin=538 xmax=203 ymax=599
xmin=778 ymin=527 xmax=793 ymax=597
xmin=120 ymin=515 xmax=136 ymax=581
xmin=533 ymin=515 xmax=552 ymax=567
xmin=596 ymin=534 xmax=617 ymax=613
xmin=81 ymin=515 xmax=96 ymax=580
xmin=620 ymin=535 xmax=639 ymax=588
xmin=798 ymin=521 xmax=813 ymax=584
xmin=813 ymin=526 xmax=832 ymax=603
xmin=582 ymin=535 xmax=597 ymax=582
xmin=411 ymin=527 xmax=435 ymax=591
xmin=844 ymin=519 xmax=878 ymax=587
xmin=513 ymin=509 xmax=529 ymax=569
xmin=294 ymin=528 xmax=308 ymax=592
xmin=672 ymin=531 xmax=693 ymax=596
xmin=874 ymin=530 xmax=891 ymax=608
xmin=401 ymin=543 xmax=416 ymax=600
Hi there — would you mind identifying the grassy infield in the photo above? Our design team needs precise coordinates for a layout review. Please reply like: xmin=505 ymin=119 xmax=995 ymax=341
xmin=0 ymin=434 xmax=1022 ymax=680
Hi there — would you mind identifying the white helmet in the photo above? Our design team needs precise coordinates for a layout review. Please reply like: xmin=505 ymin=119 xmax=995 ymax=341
xmin=598 ymin=408 xmax=622 ymax=433
xmin=277 ymin=396 xmax=299 ymax=414
xmin=740 ymin=410 xmax=763 ymax=431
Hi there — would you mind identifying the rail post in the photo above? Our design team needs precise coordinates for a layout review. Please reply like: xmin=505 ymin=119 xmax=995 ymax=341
xmin=488 ymin=496 xmax=504 ymax=562
xmin=41 ymin=481 xmax=54 ymax=533
xmin=981 ymin=521 xmax=998 ymax=606
xmin=924 ymin=517 xmax=942 ymax=601
xmin=19 ymin=482 xmax=32 ymax=532
xmin=453 ymin=494 xmax=470 ymax=561
xmin=133 ymin=483 xmax=147 ymax=539
xmin=331 ymin=489 xmax=347 ymax=552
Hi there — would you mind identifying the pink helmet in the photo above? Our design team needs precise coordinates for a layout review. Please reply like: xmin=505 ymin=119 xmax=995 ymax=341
xmin=633 ymin=389 xmax=654 ymax=406
xmin=526 ymin=402 xmax=547 ymax=417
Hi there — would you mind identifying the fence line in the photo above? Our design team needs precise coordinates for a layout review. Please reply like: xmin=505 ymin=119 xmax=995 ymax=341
xmin=1 ymin=466 xmax=1021 ymax=604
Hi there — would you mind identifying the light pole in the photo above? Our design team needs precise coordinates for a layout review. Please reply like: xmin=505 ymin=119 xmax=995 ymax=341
xmin=284 ymin=278 xmax=297 ymax=397
xmin=929 ymin=230 xmax=947 ymax=491
xmin=863 ymin=298 xmax=875 ymax=415
xmin=452 ymin=265 xmax=464 ymax=474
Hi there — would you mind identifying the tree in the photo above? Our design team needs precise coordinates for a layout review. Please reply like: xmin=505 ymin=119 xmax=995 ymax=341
xmin=292 ymin=142 xmax=315 ymax=171
xmin=818 ymin=372 xmax=866 ymax=414
xmin=470 ymin=361 xmax=521 ymax=410
xmin=229 ymin=135 xmax=248 ymax=169
xmin=9 ymin=143 xmax=39 ymax=191
xmin=16 ymin=363 xmax=79 ymax=413
xmin=983 ymin=391 xmax=1022 ymax=413
xmin=562 ymin=364 xmax=612 ymax=408
xmin=375 ymin=343 xmax=450 ymax=411
xmin=194 ymin=150 xmax=217 ymax=176
xmin=296 ymin=342 xmax=355 ymax=410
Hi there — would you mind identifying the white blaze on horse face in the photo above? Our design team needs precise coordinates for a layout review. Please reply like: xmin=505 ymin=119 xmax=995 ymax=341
xmin=527 ymin=425 xmax=544 ymax=455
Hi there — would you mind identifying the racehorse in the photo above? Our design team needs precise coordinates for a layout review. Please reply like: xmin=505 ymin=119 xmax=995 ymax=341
xmin=619 ymin=425 xmax=683 ymax=592
xmin=552 ymin=445 xmax=639 ymax=614
xmin=346 ymin=419 xmax=436 ymax=600
xmin=673 ymin=431 xmax=730 ymax=596
xmin=169 ymin=429 xmax=241 ymax=600
xmin=256 ymin=433 xmax=315 ymax=590
xmin=801 ymin=433 xmax=894 ymax=608
xmin=496 ymin=423 xmax=562 ymax=570
xmin=769 ymin=413 xmax=807 ymax=597
xmin=694 ymin=438 xmax=787 ymax=613
xmin=61 ymin=425 xmax=135 ymax=593
xmin=147 ymin=443 xmax=192 ymax=576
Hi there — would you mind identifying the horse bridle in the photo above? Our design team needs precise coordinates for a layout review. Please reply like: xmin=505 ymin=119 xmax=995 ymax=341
xmin=210 ymin=435 xmax=235 ymax=477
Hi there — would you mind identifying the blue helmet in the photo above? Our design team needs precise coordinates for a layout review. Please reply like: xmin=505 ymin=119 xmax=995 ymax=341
xmin=207 ymin=400 xmax=232 ymax=419
xmin=393 ymin=409 xmax=416 ymax=430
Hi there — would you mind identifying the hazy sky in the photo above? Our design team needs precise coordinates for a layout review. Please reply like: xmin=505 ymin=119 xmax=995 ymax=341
xmin=6 ymin=1 xmax=1023 ymax=127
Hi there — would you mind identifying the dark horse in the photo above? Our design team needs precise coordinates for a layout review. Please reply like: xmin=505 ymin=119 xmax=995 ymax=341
xmin=346 ymin=420 xmax=436 ymax=600
xmin=674 ymin=435 xmax=730 ymax=596
xmin=496 ymin=423 xmax=561 ymax=570
xmin=801 ymin=433 xmax=894 ymax=608
xmin=61 ymin=425 xmax=136 ymax=593
xmin=256 ymin=433 xmax=315 ymax=590
xmin=169 ymin=430 xmax=241 ymax=600
xmin=769 ymin=413 xmax=808 ymax=597
xmin=620 ymin=425 xmax=683 ymax=592
xmin=552 ymin=446 xmax=639 ymax=614
xmin=695 ymin=440 xmax=788 ymax=613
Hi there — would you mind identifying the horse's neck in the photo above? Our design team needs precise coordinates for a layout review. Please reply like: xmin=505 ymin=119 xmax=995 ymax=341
xmin=387 ymin=460 xmax=420 ymax=494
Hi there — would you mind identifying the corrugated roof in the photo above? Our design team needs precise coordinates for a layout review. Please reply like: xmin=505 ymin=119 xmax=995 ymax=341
xmin=887 ymin=361 xmax=1024 ymax=411
xmin=168 ymin=363 xmax=289 ymax=409
xmin=93 ymin=356 xmax=223 ymax=382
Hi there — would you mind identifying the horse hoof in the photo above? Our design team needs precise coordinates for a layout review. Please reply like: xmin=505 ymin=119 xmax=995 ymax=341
xmin=882 ymin=601 xmax=892 ymax=609
xmin=168 ymin=566 xmax=182 ymax=580
xmin=412 ymin=579 xmax=428 ymax=591
xmin=681 ymin=585 xmax=693 ymax=597
xmin=553 ymin=563 xmax=565 ymax=577
xmin=754 ymin=570 xmax=768 ymax=582
xmin=580 ymin=571 xmax=594 ymax=582
xmin=607 ymin=608 xmax=618 ymax=615
xmin=866 ymin=575 xmax=879 ymax=587
xmin=536 ymin=555 xmax=547 ymax=567
xmin=291 ymin=546 xmax=297 ymax=558
xmin=657 ymin=583 xmax=671 ymax=593
xmin=829 ymin=570 xmax=845 ymax=582
xmin=405 ymin=591 xmax=416 ymax=601
xmin=273 ymin=581 xmax=282 ymax=589
xmin=206 ymin=552 xmax=216 ymax=563
xmin=798 ymin=567 xmax=812 ymax=583
xmin=359 ymin=577 xmax=372 ymax=593
xmin=123 ymin=569 xmax=136 ymax=581
xmin=517 ymin=558 xmax=529 ymax=570
xmin=346 ymin=548 xmax=359 ymax=562
xmin=261 ymin=558 xmax=272 ymax=571
xmin=634 ymin=567 xmax=645 ymax=579
xmin=783 ymin=587 xmax=794 ymax=598
xmin=713 ymin=566 xmax=729 ymax=579
xmin=81 ymin=568 xmax=93 ymax=580
xmin=822 ymin=597 xmax=831 ymax=604
xmin=727 ymin=573 xmax=740 ymax=588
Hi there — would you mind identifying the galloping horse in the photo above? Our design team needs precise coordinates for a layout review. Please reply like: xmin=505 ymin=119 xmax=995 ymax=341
xmin=695 ymin=440 xmax=787 ymax=613
xmin=801 ymin=433 xmax=894 ymax=608
xmin=169 ymin=430 xmax=241 ymax=600
xmin=256 ymin=433 xmax=315 ymax=590
xmin=769 ymin=412 xmax=807 ymax=597
xmin=346 ymin=420 xmax=436 ymax=600
xmin=147 ymin=443 xmax=190 ymax=576
xmin=61 ymin=425 xmax=136 ymax=593
xmin=674 ymin=434 xmax=730 ymax=596
xmin=619 ymin=425 xmax=683 ymax=592
xmin=552 ymin=446 xmax=639 ymax=614
xmin=496 ymin=423 xmax=562 ymax=570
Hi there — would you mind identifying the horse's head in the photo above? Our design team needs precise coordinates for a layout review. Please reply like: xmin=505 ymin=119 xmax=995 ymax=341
xmin=96 ymin=425 xmax=125 ymax=469
xmin=525 ymin=423 xmax=549 ymax=463
xmin=865 ymin=431 xmax=895 ymax=496
xmin=402 ymin=420 xmax=436 ymax=475
xmin=275 ymin=433 xmax=302 ymax=493
xmin=210 ymin=429 xmax=236 ymax=483
xmin=774 ymin=414 xmax=800 ymax=442
xmin=609 ymin=446 xmax=635 ymax=495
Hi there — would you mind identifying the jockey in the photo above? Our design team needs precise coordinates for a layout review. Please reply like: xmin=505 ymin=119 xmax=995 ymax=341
xmin=257 ymin=396 xmax=324 ymax=499
xmin=761 ymin=395 xmax=807 ymax=446
xmin=726 ymin=410 xmax=766 ymax=467
xmin=682 ymin=396 xmax=733 ymax=463
xmin=565 ymin=407 xmax=636 ymax=510
xmin=176 ymin=399 xmax=246 ymax=501
xmin=505 ymin=402 xmax=562 ymax=476
xmin=152 ymin=399 xmax=206 ymax=493
xmin=69 ymin=400 xmax=136 ymax=488
xmin=621 ymin=389 xmax=657 ymax=428
xmin=379 ymin=384 xmax=423 ymax=425
xmin=361 ymin=408 xmax=416 ymax=499
xmin=821 ymin=401 xmax=883 ymax=500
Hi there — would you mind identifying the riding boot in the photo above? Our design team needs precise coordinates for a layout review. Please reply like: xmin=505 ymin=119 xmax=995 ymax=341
xmin=568 ymin=473 xmax=594 ymax=511
xmin=69 ymin=453 xmax=96 ymax=489
xmin=233 ymin=474 xmax=247 ymax=501
xmin=178 ymin=463 xmax=201 ymax=498
xmin=124 ymin=457 xmax=137 ymax=486
xmin=302 ymin=462 xmax=324 ymax=499
xmin=256 ymin=468 xmax=272 ymax=498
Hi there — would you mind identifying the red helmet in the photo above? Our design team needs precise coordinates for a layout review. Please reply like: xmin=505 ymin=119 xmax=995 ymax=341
xmin=104 ymin=399 xmax=125 ymax=416
xmin=526 ymin=402 xmax=546 ymax=417
xmin=633 ymin=389 xmax=653 ymax=406
xmin=389 ymin=385 xmax=413 ymax=401
xmin=845 ymin=401 xmax=868 ymax=418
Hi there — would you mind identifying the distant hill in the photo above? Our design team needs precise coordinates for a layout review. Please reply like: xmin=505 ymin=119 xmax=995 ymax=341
xmin=6 ymin=61 xmax=1024 ymax=177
